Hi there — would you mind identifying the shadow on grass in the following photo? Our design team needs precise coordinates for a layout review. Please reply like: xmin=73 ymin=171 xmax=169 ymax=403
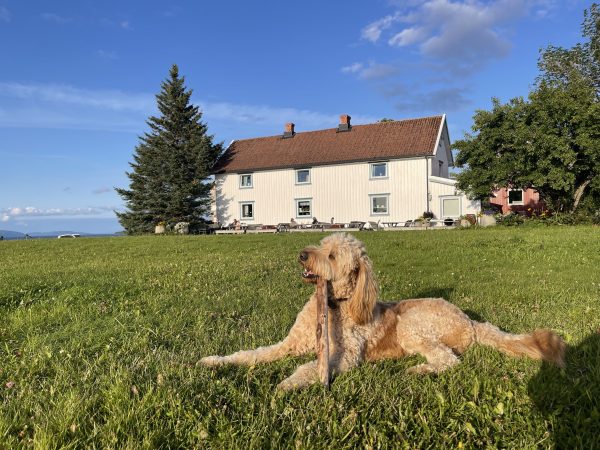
xmin=528 ymin=330 xmax=600 ymax=449
xmin=412 ymin=287 xmax=454 ymax=300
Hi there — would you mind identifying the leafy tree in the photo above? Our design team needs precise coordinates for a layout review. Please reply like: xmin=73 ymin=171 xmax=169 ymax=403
xmin=116 ymin=65 xmax=222 ymax=233
xmin=454 ymin=5 xmax=600 ymax=213
xmin=538 ymin=3 xmax=599 ymax=96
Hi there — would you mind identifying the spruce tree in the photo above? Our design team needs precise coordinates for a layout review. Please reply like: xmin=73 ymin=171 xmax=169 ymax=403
xmin=116 ymin=65 xmax=222 ymax=233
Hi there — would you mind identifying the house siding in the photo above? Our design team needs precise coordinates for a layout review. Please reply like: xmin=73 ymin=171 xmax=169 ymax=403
xmin=215 ymin=158 xmax=432 ymax=225
xmin=490 ymin=188 xmax=544 ymax=214
xmin=428 ymin=176 xmax=480 ymax=219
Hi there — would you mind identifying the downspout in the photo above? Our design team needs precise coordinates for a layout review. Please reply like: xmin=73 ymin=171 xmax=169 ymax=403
xmin=425 ymin=156 xmax=431 ymax=213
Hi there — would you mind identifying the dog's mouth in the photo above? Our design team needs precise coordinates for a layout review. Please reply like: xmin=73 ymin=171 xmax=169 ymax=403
xmin=302 ymin=269 xmax=318 ymax=280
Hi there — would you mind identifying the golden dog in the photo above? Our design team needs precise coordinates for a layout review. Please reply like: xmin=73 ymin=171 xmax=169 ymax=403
xmin=200 ymin=233 xmax=565 ymax=390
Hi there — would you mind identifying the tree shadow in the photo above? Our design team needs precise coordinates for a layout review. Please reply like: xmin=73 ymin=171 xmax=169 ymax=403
xmin=214 ymin=176 xmax=233 ymax=225
xmin=528 ymin=330 xmax=600 ymax=448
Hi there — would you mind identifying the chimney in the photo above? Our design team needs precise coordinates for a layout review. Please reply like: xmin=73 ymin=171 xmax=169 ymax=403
xmin=283 ymin=122 xmax=295 ymax=138
xmin=338 ymin=114 xmax=351 ymax=132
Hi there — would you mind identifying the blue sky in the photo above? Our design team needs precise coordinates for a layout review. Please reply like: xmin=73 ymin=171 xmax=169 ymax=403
xmin=0 ymin=0 xmax=588 ymax=233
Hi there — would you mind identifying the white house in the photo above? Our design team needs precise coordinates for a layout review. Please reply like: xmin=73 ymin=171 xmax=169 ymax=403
xmin=212 ymin=114 xmax=479 ymax=226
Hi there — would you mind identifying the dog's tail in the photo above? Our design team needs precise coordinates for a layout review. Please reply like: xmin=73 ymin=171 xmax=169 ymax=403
xmin=473 ymin=322 xmax=566 ymax=367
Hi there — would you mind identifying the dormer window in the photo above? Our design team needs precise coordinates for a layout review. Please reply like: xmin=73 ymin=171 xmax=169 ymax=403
xmin=296 ymin=169 xmax=311 ymax=185
xmin=240 ymin=174 xmax=253 ymax=188
xmin=370 ymin=162 xmax=388 ymax=179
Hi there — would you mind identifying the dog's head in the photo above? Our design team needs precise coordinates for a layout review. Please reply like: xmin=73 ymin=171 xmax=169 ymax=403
xmin=299 ymin=232 xmax=378 ymax=325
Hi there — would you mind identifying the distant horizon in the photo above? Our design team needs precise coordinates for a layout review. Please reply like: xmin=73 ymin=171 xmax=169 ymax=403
xmin=0 ymin=217 xmax=123 ymax=235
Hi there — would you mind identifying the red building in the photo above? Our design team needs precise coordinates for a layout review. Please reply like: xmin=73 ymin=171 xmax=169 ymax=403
xmin=490 ymin=188 xmax=544 ymax=215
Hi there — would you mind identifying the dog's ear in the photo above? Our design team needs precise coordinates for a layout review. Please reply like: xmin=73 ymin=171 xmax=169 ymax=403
xmin=349 ymin=256 xmax=378 ymax=325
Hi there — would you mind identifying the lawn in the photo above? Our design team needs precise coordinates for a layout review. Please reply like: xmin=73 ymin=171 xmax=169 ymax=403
xmin=1 ymin=227 xmax=599 ymax=448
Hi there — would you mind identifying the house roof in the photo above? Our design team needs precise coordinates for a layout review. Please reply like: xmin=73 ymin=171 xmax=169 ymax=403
xmin=213 ymin=115 xmax=445 ymax=174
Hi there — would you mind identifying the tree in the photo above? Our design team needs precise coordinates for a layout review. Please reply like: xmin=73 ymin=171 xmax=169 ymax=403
xmin=454 ymin=5 xmax=600 ymax=213
xmin=116 ymin=65 xmax=222 ymax=233
xmin=538 ymin=3 xmax=599 ymax=97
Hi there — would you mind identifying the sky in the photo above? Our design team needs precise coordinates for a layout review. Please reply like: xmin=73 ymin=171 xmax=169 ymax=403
xmin=0 ymin=0 xmax=589 ymax=234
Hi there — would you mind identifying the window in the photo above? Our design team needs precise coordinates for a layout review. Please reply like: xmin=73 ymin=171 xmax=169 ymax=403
xmin=240 ymin=174 xmax=253 ymax=188
xmin=441 ymin=196 xmax=461 ymax=218
xmin=370 ymin=194 xmax=389 ymax=215
xmin=296 ymin=169 xmax=310 ymax=184
xmin=370 ymin=162 xmax=388 ymax=179
xmin=508 ymin=189 xmax=524 ymax=205
xmin=296 ymin=198 xmax=312 ymax=218
xmin=240 ymin=202 xmax=254 ymax=220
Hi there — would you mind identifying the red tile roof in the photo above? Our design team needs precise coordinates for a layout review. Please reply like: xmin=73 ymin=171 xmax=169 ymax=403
xmin=213 ymin=115 xmax=444 ymax=173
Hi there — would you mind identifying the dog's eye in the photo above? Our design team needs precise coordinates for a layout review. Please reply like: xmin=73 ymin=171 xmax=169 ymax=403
xmin=329 ymin=253 xmax=335 ymax=260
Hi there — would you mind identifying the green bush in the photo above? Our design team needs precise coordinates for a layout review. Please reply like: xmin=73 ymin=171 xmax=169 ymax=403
xmin=495 ymin=212 xmax=525 ymax=226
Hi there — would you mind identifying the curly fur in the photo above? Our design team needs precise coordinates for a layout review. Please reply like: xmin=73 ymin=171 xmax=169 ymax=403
xmin=200 ymin=233 xmax=566 ymax=390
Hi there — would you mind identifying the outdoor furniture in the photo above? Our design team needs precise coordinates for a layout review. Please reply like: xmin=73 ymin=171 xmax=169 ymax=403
xmin=349 ymin=221 xmax=366 ymax=230
xmin=276 ymin=223 xmax=290 ymax=232
xmin=368 ymin=221 xmax=383 ymax=231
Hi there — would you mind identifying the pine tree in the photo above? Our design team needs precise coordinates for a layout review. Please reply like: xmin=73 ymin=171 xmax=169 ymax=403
xmin=116 ymin=65 xmax=222 ymax=233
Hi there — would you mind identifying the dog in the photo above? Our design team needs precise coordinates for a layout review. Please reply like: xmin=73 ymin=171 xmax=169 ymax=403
xmin=200 ymin=233 xmax=565 ymax=390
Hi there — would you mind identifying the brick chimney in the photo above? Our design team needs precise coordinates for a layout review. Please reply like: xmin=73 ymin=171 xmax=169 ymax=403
xmin=338 ymin=114 xmax=351 ymax=132
xmin=283 ymin=122 xmax=295 ymax=138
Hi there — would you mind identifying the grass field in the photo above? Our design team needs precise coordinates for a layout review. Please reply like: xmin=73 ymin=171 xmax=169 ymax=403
xmin=1 ymin=227 xmax=599 ymax=448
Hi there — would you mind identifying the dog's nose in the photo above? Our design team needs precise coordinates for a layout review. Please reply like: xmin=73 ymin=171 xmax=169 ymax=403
xmin=299 ymin=251 xmax=309 ymax=262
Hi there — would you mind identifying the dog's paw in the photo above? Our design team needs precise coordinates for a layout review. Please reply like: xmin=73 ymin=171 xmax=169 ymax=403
xmin=276 ymin=378 xmax=298 ymax=391
xmin=199 ymin=355 xmax=223 ymax=367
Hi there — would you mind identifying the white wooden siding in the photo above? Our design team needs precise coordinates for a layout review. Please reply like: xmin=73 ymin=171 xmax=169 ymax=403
xmin=428 ymin=176 xmax=479 ymax=218
xmin=215 ymin=158 xmax=431 ymax=225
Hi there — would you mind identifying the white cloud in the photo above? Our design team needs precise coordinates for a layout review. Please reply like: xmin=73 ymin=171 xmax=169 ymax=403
xmin=0 ymin=5 xmax=10 ymax=22
xmin=97 ymin=49 xmax=118 ymax=60
xmin=0 ymin=81 xmax=379 ymax=133
xmin=198 ymin=100 xmax=377 ymax=129
xmin=361 ymin=11 xmax=403 ymax=43
xmin=341 ymin=62 xmax=364 ymax=74
xmin=0 ymin=206 xmax=116 ymax=220
xmin=360 ymin=0 xmax=552 ymax=74
xmin=120 ymin=20 xmax=132 ymax=30
xmin=359 ymin=63 xmax=398 ymax=80
xmin=0 ymin=82 xmax=154 ymax=112
xmin=341 ymin=61 xmax=398 ymax=80
xmin=41 ymin=13 xmax=71 ymax=24
xmin=388 ymin=26 xmax=427 ymax=47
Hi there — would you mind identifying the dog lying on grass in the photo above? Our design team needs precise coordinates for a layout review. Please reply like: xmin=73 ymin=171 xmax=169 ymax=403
xmin=200 ymin=233 xmax=565 ymax=390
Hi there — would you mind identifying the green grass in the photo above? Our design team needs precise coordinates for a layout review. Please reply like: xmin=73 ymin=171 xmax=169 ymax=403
xmin=1 ymin=227 xmax=599 ymax=449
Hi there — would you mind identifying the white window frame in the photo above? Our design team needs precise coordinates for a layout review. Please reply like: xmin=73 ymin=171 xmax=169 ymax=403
xmin=295 ymin=198 xmax=312 ymax=218
xmin=369 ymin=194 xmax=389 ymax=216
xmin=295 ymin=169 xmax=311 ymax=185
xmin=239 ymin=173 xmax=253 ymax=189
xmin=370 ymin=162 xmax=388 ymax=179
xmin=440 ymin=195 xmax=461 ymax=218
xmin=240 ymin=201 xmax=255 ymax=221
xmin=508 ymin=189 xmax=524 ymax=206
